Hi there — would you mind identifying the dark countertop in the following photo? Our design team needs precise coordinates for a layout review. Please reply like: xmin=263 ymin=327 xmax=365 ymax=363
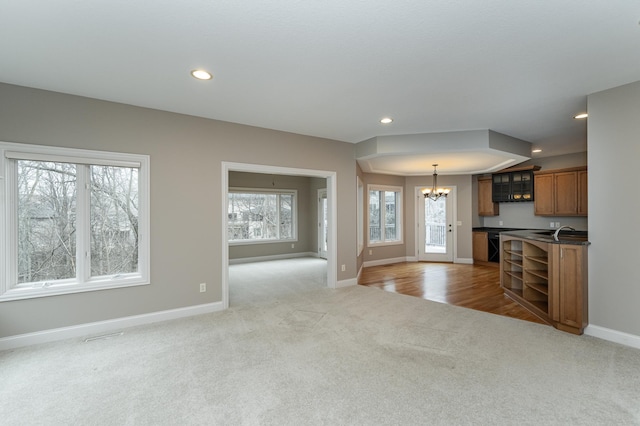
xmin=472 ymin=227 xmax=530 ymax=233
xmin=500 ymin=229 xmax=590 ymax=246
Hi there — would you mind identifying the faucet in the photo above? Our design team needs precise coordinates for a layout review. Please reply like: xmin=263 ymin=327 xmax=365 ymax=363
xmin=554 ymin=225 xmax=575 ymax=241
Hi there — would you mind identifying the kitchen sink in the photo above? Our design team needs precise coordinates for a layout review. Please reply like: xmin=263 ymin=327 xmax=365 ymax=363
xmin=533 ymin=230 xmax=588 ymax=242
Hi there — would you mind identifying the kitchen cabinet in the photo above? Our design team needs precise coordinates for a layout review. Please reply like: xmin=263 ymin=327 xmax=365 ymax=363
xmin=472 ymin=231 xmax=488 ymax=262
xmin=534 ymin=166 xmax=587 ymax=216
xmin=492 ymin=165 xmax=539 ymax=202
xmin=500 ymin=233 xmax=588 ymax=334
xmin=478 ymin=177 xmax=499 ymax=216
xmin=550 ymin=243 xmax=588 ymax=334
xmin=578 ymin=169 xmax=588 ymax=215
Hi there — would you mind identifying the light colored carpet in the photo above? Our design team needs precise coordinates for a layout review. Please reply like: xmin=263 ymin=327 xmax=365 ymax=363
xmin=1 ymin=258 xmax=639 ymax=425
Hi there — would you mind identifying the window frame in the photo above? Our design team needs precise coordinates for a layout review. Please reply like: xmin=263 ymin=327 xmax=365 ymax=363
xmin=0 ymin=141 xmax=150 ymax=302
xmin=227 ymin=187 xmax=298 ymax=245
xmin=367 ymin=184 xmax=404 ymax=247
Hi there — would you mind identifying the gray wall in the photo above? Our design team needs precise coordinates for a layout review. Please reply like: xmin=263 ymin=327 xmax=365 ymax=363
xmin=0 ymin=83 xmax=356 ymax=338
xmin=476 ymin=152 xmax=588 ymax=231
xmin=228 ymin=172 xmax=321 ymax=260
xmin=587 ymin=80 xmax=640 ymax=336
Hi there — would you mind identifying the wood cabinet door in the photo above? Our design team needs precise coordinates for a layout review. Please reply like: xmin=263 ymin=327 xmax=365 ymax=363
xmin=557 ymin=245 xmax=586 ymax=331
xmin=478 ymin=178 xmax=499 ymax=216
xmin=554 ymin=172 xmax=578 ymax=215
xmin=472 ymin=232 xmax=488 ymax=262
xmin=578 ymin=170 xmax=588 ymax=216
xmin=534 ymin=174 xmax=554 ymax=215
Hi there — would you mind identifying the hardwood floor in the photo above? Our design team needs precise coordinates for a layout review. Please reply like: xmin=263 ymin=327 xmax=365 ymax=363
xmin=359 ymin=262 xmax=546 ymax=325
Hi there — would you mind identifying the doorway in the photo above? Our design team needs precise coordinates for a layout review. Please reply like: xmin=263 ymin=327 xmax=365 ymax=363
xmin=222 ymin=162 xmax=337 ymax=309
xmin=417 ymin=186 xmax=456 ymax=262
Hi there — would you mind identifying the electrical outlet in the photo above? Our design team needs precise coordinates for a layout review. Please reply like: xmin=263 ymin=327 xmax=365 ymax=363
xmin=291 ymin=243 xmax=295 ymax=248
xmin=550 ymin=222 xmax=555 ymax=228
xmin=499 ymin=220 xmax=503 ymax=226
xmin=199 ymin=283 xmax=206 ymax=293
xmin=341 ymin=264 xmax=346 ymax=272
xmin=369 ymin=249 xmax=372 ymax=255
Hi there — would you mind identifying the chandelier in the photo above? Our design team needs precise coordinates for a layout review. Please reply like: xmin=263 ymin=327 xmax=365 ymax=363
xmin=422 ymin=164 xmax=450 ymax=201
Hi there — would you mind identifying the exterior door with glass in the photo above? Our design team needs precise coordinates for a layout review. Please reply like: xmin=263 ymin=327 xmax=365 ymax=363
xmin=418 ymin=188 xmax=454 ymax=262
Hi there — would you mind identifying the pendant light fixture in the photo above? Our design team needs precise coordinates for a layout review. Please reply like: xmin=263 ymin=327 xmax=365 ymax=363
xmin=422 ymin=164 xmax=450 ymax=201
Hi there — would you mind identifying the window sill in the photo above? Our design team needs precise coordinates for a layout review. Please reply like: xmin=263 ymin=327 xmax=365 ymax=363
xmin=367 ymin=240 xmax=404 ymax=248
xmin=0 ymin=277 xmax=150 ymax=302
xmin=229 ymin=239 xmax=298 ymax=246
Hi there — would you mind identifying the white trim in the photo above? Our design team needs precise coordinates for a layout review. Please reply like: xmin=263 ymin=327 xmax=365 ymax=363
xmin=367 ymin=184 xmax=404 ymax=246
xmin=222 ymin=162 xmax=338 ymax=308
xmin=356 ymin=176 xmax=364 ymax=256
xmin=336 ymin=277 xmax=357 ymax=288
xmin=454 ymin=257 xmax=474 ymax=264
xmin=0 ymin=141 xmax=151 ymax=301
xmin=0 ymin=302 xmax=224 ymax=351
xmin=363 ymin=256 xmax=412 ymax=268
xmin=228 ymin=187 xmax=298 ymax=245
xmin=229 ymin=252 xmax=317 ymax=265
xmin=5 ymin=151 xmax=141 ymax=168
xmin=1 ymin=141 xmax=145 ymax=167
xmin=584 ymin=325 xmax=640 ymax=350
xmin=317 ymin=188 xmax=328 ymax=259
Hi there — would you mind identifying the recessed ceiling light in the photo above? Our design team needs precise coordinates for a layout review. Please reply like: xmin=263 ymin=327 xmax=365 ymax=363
xmin=380 ymin=117 xmax=393 ymax=124
xmin=532 ymin=149 xmax=542 ymax=153
xmin=191 ymin=69 xmax=212 ymax=80
xmin=573 ymin=113 xmax=588 ymax=119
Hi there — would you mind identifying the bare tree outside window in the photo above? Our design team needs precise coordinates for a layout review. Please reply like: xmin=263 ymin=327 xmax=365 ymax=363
xmin=90 ymin=165 xmax=139 ymax=276
xmin=228 ymin=191 xmax=295 ymax=242
xmin=17 ymin=161 xmax=77 ymax=283
xmin=16 ymin=160 xmax=139 ymax=284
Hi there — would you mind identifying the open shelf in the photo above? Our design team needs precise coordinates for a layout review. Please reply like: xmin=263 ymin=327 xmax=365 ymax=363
xmin=525 ymin=255 xmax=548 ymax=265
xmin=527 ymin=269 xmax=548 ymax=281
xmin=504 ymin=258 xmax=523 ymax=268
xmin=501 ymin=236 xmax=550 ymax=318
xmin=525 ymin=281 xmax=548 ymax=296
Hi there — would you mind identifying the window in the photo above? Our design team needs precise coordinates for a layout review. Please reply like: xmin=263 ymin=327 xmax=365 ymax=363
xmin=368 ymin=185 xmax=403 ymax=245
xmin=228 ymin=188 xmax=297 ymax=244
xmin=0 ymin=142 xmax=150 ymax=301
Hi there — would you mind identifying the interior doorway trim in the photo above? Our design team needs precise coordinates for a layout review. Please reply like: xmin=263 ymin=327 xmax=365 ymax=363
xmin=221 ymin=162 xmax=338 ymax=309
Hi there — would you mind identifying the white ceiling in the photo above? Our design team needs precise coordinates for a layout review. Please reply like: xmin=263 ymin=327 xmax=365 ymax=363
xmin=2 ymin=1 xmax=640 ymax=175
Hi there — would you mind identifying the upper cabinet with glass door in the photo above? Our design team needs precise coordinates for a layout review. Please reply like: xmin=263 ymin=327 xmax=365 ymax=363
xmin=491 ymin=166 xmax=540 ymax=202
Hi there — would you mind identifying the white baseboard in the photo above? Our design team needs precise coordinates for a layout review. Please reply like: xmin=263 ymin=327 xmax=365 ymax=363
xmin=0 ymin=302 xmax=224 ymax=351
xmin=336 ymin=278 xmax=357 ymax=288
xmin=584 ymin=324 xmax=640 ymax=350
xmin=363 ymin=256 xmax=411 ymax=268
xmin=362 ymin=256 xmax=474 ymax=267
xmin=229 ymin=252 xmax=317 ymax=265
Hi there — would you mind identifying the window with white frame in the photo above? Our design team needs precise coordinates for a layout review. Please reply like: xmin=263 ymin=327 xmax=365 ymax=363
xmin=368 ymin=185 xmax=403 ymax=245
xmin=228 ymin=188 xmax=297 ymax=244
xmin=0 ymin=142 xmax=150 ymax=301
